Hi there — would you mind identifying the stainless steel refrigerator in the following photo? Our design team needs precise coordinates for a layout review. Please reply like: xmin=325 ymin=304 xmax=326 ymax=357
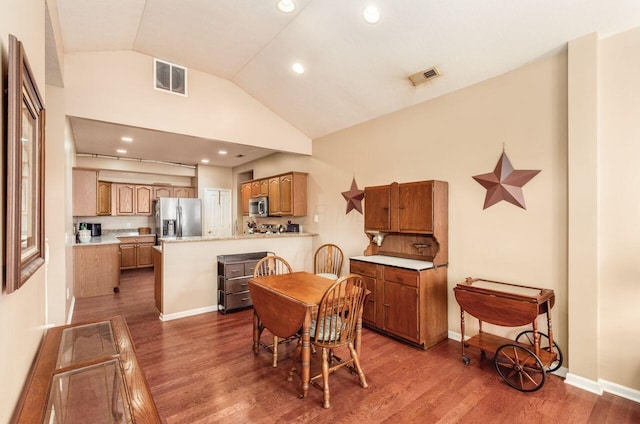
xmin=155 ymin=197 xmax=202 ymax=240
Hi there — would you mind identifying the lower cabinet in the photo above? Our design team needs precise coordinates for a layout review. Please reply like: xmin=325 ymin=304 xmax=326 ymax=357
xmin=118 ymin=235 xmax=156 ymax=269
xmin=217 ymin=252 xmax=268 ymax=314
xmin=349 ymin=259 xmax=448 ymax=349
xmin=73 ymin=244 xmax=120 ymax=298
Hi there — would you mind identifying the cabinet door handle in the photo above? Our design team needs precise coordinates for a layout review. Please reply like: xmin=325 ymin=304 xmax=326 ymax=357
xmin=241 ymin=297 xmax=250 ymax=301
xmin=383 ymin=304 xmax=390 ymax=307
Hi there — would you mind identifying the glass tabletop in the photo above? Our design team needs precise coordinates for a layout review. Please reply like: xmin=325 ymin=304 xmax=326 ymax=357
xmin=56 ymin=321 xmax=117 ymax=369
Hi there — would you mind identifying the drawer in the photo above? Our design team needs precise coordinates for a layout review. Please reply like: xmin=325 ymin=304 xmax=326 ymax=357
xmin=223 ymin=291 xmax=253 ymax=311
xmin=118 ymin=235 xmax=155 ymax=244
xmin=350 ymin=260 xmax=376 ymax=277
xmin=244 ymin=260 xmax=260 ymax=276
xmin=224 ymin=277 xmax=251 ymax=294
xmin=224 ymin=263 xmax=245 ymax=278
xmin=384 ymin=266 xmax=419 ymax=287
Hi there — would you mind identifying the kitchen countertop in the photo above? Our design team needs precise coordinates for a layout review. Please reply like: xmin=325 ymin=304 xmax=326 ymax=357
xmin=160 ymin=232 xmax=315 ymax=244
xmin=73 ymin=232 xmax=156 ymax=246
xmin=350 ymin=255 xmax=434 ymax=271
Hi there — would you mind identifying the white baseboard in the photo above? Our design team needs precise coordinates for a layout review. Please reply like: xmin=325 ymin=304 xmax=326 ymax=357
xmin=66 ymin=296 xmax=76 ymax=325
xmin=159 ymin=305 xmax=219 ymax=322
xmin=599 ymin=379 xmax=640 ymax=403
xmin=565 ymin=373 xmax=604 ymax=395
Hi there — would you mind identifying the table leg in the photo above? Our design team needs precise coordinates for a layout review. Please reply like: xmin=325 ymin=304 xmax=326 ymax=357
xmin=301 ymin=311 xmax=311 ymax=398
xmin=253 ymin=311 xmax=260 ymax=354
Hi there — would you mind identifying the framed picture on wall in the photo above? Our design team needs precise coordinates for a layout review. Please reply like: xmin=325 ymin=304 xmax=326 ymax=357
xmin=5 ymin=34 xmax=46 ymax=293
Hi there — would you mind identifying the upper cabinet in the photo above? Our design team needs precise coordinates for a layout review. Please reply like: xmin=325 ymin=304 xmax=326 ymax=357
xmin=241 ymin=172 xmax=307 ymax=217
xmin=241 ymin=183 xmax=252 ymax=215
xmin=153 ymin=186 xmax=173 ymax=200
xmin=114 ymin=184 xmax=153 ymax=216
xmin=174 ymin=187 xmax=196 ymax=198
xmin=365 ymin=180 xmax=443 ymax=234
xmin=72 ymin=169 xmax=97 ymax=216
xmin=97 ymin=181 xmax=112 ymax=216
xmin=364 ymin=184 xmax=391 ymax=231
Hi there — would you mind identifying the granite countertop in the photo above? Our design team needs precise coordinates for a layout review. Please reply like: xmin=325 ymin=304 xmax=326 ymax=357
xmin=350 ymin=255 xmax=434 ymax=271
xmin=73 ymin=232 xmax=156 ymax=246
xmin=160 ymin=232 xmax=316 ymax=244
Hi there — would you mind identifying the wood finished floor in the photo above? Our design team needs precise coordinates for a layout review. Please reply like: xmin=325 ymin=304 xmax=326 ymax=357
xmin=72 ymin=268 xmax=640 ymax=423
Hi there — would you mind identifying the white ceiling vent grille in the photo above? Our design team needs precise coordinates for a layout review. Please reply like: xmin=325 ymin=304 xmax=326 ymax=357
xmin=408 ymin=67 xmax=440 ymax=86
xmin=154 ymin=58 xmax=187 ymax=96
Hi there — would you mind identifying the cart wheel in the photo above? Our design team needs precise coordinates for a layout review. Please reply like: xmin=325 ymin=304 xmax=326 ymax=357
xmin=462 ymin=355 xmax=470 ymax=365
xmin=494 ymin=344 xmax=546 ymax=392
xmin=516 ymin=330 xmax=563 ymax=372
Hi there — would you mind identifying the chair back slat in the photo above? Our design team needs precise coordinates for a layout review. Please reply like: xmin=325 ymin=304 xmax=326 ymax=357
xmin=254 ymin=255 xmax=292 ymax=277
xmin=313 ymin=274 xmax=367 ymax=347
xmin=314 ymin=244 xmax=344 ymax=277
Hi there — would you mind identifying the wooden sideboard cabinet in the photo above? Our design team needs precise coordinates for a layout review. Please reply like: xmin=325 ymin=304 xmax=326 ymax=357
xmin=13 ymin=316 xmax=161 ymax=423
xmin=350 ymin=259 xmax=448 ymax=349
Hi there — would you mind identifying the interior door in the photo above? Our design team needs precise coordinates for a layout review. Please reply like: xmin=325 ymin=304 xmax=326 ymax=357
xmin=204 ymin=188 xmax=232 ymax=237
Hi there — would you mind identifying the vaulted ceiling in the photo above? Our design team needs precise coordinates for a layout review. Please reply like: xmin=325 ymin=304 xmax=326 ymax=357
xmin=53 ymin=0 xmax=640 ymax=165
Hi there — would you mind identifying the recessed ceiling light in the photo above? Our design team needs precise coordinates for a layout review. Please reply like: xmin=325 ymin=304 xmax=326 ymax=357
xmin=277 ymin=0 xmax=295 ymax=13
xmin=218 ymin=150 xmax=228 ymax=155
xmin=363 ymin=5 xmax=380 ymax=24
xmin=116 ymin=149 xmax=127 ymax=154
xmin=201 ymin=159 xmax=210 ymax=164
xmin=121 ymin=136 xmax=133 ymax=142
xmin=292 ymin=62 xmax=305 ymax=74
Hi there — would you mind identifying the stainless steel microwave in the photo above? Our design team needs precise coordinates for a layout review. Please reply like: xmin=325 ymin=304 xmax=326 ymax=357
xmin=249 ymin=196 xmax=269 ymax=217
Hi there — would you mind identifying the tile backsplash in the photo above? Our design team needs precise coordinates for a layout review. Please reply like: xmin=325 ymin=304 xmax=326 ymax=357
xmin=75 ymin=215 xmax=155 ymax=231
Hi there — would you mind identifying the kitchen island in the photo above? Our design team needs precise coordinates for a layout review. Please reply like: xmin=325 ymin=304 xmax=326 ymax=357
xmin=157 ymin=232 xmax=316 ymax=321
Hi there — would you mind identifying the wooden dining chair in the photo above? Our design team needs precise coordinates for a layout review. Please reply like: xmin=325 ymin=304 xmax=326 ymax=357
xmin=253 ymin=255 xmax=293 ymax=367
xmin=313 ymin=243 xmax=344 ymax=280
xmin=288 ymin=274 xmax=369 ymax=408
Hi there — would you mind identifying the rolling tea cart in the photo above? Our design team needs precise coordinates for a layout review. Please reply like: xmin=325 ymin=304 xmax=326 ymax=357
xmin=453 ymin=277 xmax=563 ymax=392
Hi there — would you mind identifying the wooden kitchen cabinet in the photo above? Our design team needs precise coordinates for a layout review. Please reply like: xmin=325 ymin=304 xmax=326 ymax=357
xmin=268 ymin=177 xmax=280 ymax=215
xmin=251 ymin=180 xmax=268 ymax=197
xmin=115 ymin=184 xmax=153 ymax=215
xmin=350 ymin=259 xmax=448 ymax=349
xmin=119 ymin=235 xmax=156 ymax=269
xmin=269 ymin=172 xmax=307 ymax=216
xmin=364 ymin=184 xmax=392 ymax=231
xmin=241 ymin=182 xmax=252 ymax=215
xmin=153 ymin=186 xmax=173 ymax=199
xmin=73 ymin=244 xmax=120 ymax=298
xmin=365 ymin=180 xmax=446 ymax=235
xmin=72 ymin=169 xmax=97 ymax=216
xmin=174 ymin=186 xmax=196 ymax=198
xmin=96 ymin=181 xmax=112 ymax=215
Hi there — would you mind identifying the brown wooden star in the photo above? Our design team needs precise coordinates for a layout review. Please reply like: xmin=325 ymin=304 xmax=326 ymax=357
xmin=472 ymin=152 xmax=540 ymax=209
xmin=341 ymin=177 xmax=365 ymax=214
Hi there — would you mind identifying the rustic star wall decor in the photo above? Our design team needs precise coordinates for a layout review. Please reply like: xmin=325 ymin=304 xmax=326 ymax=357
xmin=341 ymin=177 xmax=365 ymax=214
xmin=472 ymin=151 xmax=540 ymax=210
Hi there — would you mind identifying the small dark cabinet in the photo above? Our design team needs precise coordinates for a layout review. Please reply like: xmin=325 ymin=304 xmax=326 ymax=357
xmin=218 ymin=252 xmax=268 ymax=314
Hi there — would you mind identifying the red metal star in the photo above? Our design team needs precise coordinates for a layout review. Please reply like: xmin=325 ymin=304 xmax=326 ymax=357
xmin=341 ymin=177 xmax=365 ymax=214
xmin=472 ymin=152 xmax=540 ymax=209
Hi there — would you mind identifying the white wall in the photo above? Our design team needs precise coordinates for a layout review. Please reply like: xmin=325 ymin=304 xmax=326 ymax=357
xmin=0 ymin=1 xmax=48 ymax=421
xmin=64 ymin=50 xmax=312 ymax=154
xmin=598 ymin=27 xmax=640 ymax=390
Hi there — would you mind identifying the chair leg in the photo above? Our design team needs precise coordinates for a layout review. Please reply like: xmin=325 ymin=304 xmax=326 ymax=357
xmin=287 ymin=340 xmax=302 ymax=382
xmin=348 ymin=342 xmax=368 ymax=389
xmin=321 ymin=348 xmax=330 ymax=408
xmin=272 ymin=336 xmax=279 ymax=367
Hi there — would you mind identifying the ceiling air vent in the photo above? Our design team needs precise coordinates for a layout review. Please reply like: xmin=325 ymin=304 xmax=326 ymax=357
xmin=154 ymin=58 xmax=187 ymax=96
xmin=408 ymin=66 xmax=440 ymax=86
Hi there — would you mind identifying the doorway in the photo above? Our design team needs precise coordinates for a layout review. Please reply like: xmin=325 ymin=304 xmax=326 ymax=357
xmin=203 ymin=188 xmax=232 ymax=237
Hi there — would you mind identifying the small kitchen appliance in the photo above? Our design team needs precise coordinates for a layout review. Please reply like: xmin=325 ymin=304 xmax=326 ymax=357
xmin=249 ymin=196 xmax=269 ymax=217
